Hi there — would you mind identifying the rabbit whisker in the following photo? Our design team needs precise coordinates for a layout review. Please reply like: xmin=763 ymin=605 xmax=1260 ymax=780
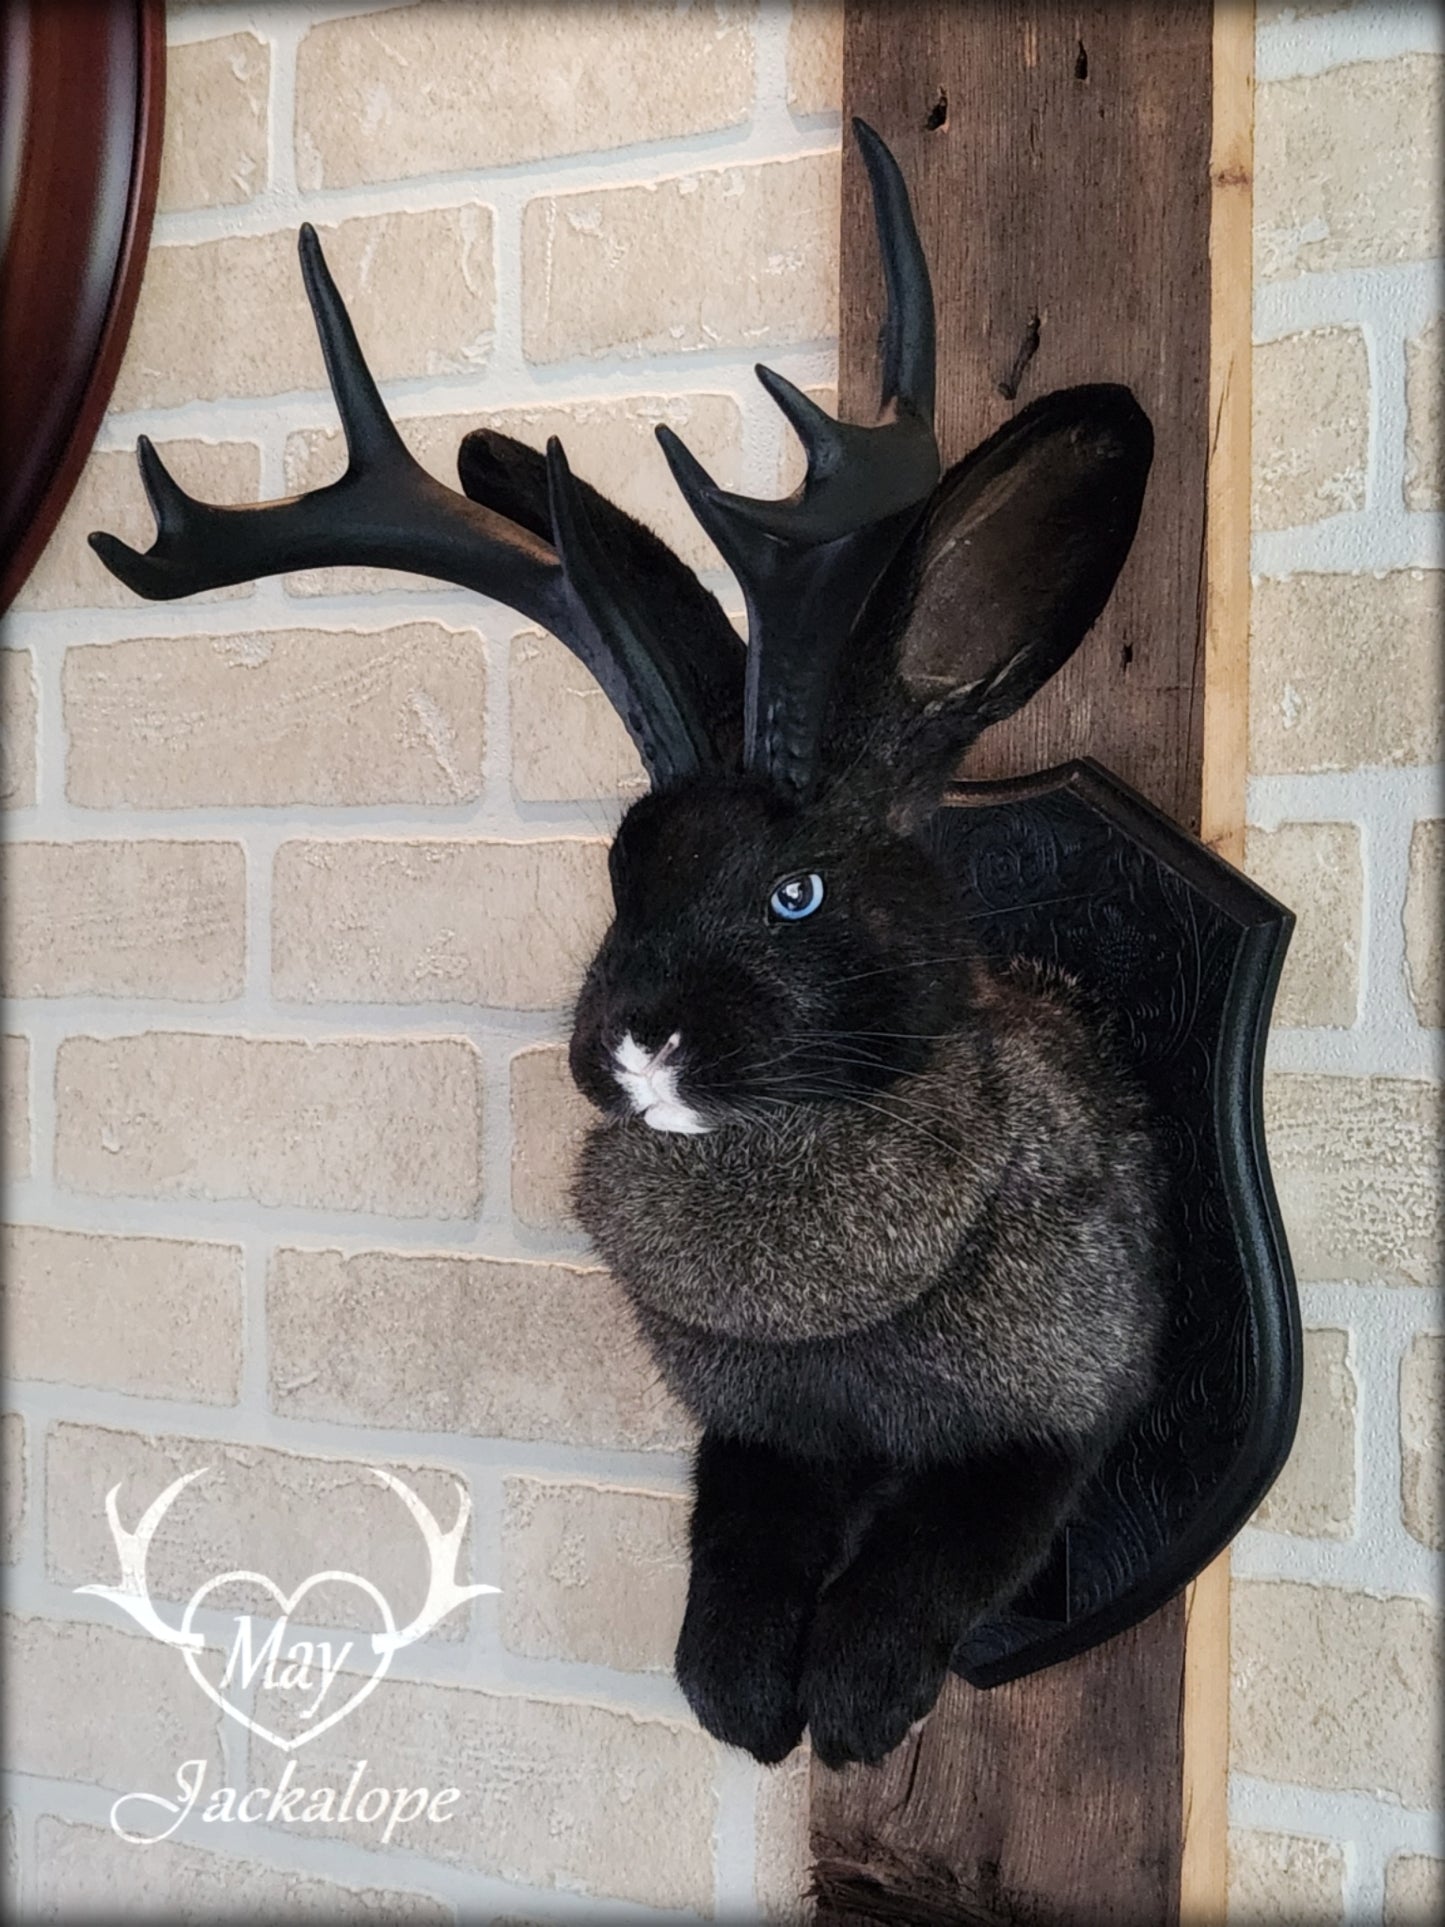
xmin=736 ymin=1081 xmax=963 ymax=1155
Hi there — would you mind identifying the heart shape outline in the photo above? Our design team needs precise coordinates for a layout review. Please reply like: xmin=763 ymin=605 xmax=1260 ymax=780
xmin=180 ymin=1567 xmax=397 ymax=1753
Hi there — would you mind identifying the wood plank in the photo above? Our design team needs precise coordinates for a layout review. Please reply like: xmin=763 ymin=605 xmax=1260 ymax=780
xmin=1183 ymin=6 xmax=1255 ymax=1920
xmin=838 ymin=0 xmax=1214 ymax=834
xmin=819 ymin=3 xmax=1238 ymax=1919
xmin=1200 ymin=0 xmax=1256 ymax=870
xmin=812 ymin=1598 xmax=1187 ymax=1925
xmin=1180 ymin=1554 xmax=1233 ymax=1925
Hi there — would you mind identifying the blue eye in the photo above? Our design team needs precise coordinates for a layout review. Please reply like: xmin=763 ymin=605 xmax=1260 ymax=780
xmin=769 ymin=872 xmax=825 ymax=921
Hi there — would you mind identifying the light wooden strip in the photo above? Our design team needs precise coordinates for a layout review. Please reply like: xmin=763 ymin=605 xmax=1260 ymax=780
xmin=1200 ymin=0 xmax=1256 ymax=870
xmin=1182 ymin=4 xmax=1256 ymax=1919
xmin=1181 ymin=1551 xmax=1234 ymax=1923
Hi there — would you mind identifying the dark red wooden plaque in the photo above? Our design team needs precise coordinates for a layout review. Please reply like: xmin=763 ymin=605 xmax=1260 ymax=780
xmin=0 ymin=0 xmax=165 ymax=611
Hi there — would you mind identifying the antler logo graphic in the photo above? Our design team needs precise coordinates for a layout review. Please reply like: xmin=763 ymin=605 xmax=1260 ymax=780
xmin=76 ymin=1469 xmax=210 ymax=1648
xmin=368 ymin=1470 xmax=497 ymax=1656
xmin=77 ymin=1467 xmax=498 ymax=1751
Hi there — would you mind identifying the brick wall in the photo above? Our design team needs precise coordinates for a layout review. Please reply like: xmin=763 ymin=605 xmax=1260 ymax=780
xmin=0 ymin=3 xmax=1439 ymax=1923
xmin=1230 ymin=5 xmax=1443 ymax=1922
xmin=1 ymin=3 xmax=838 ymax=1917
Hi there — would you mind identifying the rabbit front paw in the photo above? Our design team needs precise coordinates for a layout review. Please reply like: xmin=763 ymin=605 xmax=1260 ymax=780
xmin=674 ymin=1592 xmax=808 ymax=1765
xmin=800 ymin=1587 xmax=953 ymax=1770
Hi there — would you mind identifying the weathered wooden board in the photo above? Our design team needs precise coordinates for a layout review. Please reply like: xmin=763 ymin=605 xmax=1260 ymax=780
xmin=812 ymin=1598 xmax=1187 ymax=1924
xmin=818 ymin=3 xmax=1243 ymax=1919
xmin=838 ymin=0 xmax=1215 ymax=836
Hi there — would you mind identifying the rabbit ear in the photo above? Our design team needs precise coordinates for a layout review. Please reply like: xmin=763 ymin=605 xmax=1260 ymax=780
xmin=458 ymin=426 xmax=746 ymax=770
xmin=881 ymin=384 xmax=1152 ymax=815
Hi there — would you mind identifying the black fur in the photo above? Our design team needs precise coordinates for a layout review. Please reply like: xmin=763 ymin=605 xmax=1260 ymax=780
xmin=458 ymin=426 xmax=746 ymax=766
xmin=566 ymin=386 xmax=1165 ymax=1769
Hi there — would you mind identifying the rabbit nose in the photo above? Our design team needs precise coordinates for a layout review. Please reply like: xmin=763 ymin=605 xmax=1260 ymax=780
xmin=613 ymin=1029 xmax=682 ymax=1078
xmin=607 ymin=1008 xmax=681 ymax=1062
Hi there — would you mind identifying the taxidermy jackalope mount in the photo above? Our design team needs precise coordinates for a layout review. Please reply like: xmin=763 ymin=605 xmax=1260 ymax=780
xmin=94 ymin=121 xmax=1297 ymax=1771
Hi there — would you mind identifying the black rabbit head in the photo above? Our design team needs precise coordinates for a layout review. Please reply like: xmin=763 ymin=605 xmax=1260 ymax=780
xmin=552 ymin=128 xmax=1152 ymax=1135
xmin=566 ymin=768 xmax=966 ymax=1131
xmin=566 ymin=373 xmax=1155 ymax=1137
xmin=566 ymin=368 xmax=1152 ymax=1135
xmin=88 ymin=121 xmax=1151 ymax=1140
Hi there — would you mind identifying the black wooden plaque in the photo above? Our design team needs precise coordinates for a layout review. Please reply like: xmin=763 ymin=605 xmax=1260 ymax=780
xmin=929 ymin=759 xmax=1299 ymax=1688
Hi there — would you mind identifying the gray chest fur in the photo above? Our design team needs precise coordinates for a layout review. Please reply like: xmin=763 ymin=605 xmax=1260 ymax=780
xmin=573 ymin=998 xmax=1166 ymax=1464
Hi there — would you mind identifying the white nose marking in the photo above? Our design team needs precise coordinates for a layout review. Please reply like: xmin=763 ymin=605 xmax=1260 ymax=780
xmin=612 ymin=1030 xmax=710 ymax=1135
xmin=615 ymin=1031 xmax=680 ymax=1078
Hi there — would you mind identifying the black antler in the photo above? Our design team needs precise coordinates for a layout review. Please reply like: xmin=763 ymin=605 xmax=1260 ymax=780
xmin=656 ymin=118 xmax=939 ymax=799
xmin=88 ymin=226 xmax=721 ymax=786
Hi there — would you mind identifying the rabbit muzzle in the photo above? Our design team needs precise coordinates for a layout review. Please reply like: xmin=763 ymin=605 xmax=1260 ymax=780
xmin=610 ymin=1030 xmax=712 ymax=1136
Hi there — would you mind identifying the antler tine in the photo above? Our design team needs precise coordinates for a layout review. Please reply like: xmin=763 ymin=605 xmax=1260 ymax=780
xmin=89 ymin=227 xmax=717 ymax=783
xmin=654 ymin=120 xmax=939 ymax=798
xmin=296 ymin=221 xmax=409 ymax=469
xmin=852 ymin=116 xmax=935 ymax=423
xmin=88 ymin=224 xmax=559 ymax=609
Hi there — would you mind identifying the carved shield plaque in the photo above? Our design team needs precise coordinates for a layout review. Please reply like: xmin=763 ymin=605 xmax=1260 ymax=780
xmin=932 ymin=760 xmax=1300 ymax=1686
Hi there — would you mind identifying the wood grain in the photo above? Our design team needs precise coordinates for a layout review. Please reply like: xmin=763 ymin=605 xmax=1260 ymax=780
xmin=1180 ymin=1553 xmax=1233 ymax=1925
xmin=820 ymin=3 xmax=1231 ymax=1919
xmin=813 ymin=1596 xmax=1188 ymax=1925
xmin=1182 ymin=6 xmax=1255 ymax=1919
xmin=839 ymin=1 xmax=1214 ymax=835
xmin=1200 ymin=0 xmax=1256 ymax=869
xmin=0 ymin=0 xmax=165 ymax=611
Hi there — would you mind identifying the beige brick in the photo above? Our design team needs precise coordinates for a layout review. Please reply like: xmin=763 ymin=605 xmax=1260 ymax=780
xmin=2 ymin=1035 xmax=29 ymax=1181
xmin=510 ymin=630 xmax=647 ymax=805
xmin=1386 ymin=1852 xmax=1445 ymax=1926
xmin=1264 ymin=1075 xmax=1441 ymax=1286
xmin=34 ymin=1817 xmax=453 ymax=1923
xmin=1245 ymin=823 xmax=1362 ymax=1027
xmin=268 ymin=1248 xmax=688 ymax=1450
xmin=755 ymin=1745 xmax=811 ymax=1922
xmin=17 ymin=441 xmax=260 ymax=612
xmin=1252 ymin=328 xmax=1369 ymax=530
xmin=4 ymin=842 xmax=245 ymax=1000
xmin=787 ymin=0 xmax=843 ymax=115
xmin=113 ymin=207 xmax=495 ymax=410
xmin=1405 ymin=313 xmax=1443 ymax=512
xmin=1404 ymin=819 xmax=1443 ymax=1028
xmin=523 ymin=153 xmax=839 ymax=364
xmin=283 ymin=392 xmax=742 ymax=594
xmin=5 ymin=1224 xmax=241 ymax=1401
xmin=1226 ymin=1827 xmax=1346 ymax=1925
xmin=1255 ymin=56 xmax=1444 ymax=280
xmin=158 ymin=31 xmax=269 ymax=211
xmin=510 ymin=1043 xmax=593 ymax=1229
xmin=1257 ymin=0 xmax=1351 ymax=19
xmin=500 ymin=1476 xmax=686 ymax=1671
xmin=272 ymin=838 xmax=609 ymax=1010
xmin=251 ymin=1670 xmax=716 ymax=1912
xmin=0 ymin=649 xmax=37 ymax=808
xmin=1400 ymin=1331 xmax=1442 ymax=1551
xmin=296 ymin=2 xmax=754 ymax=189
xmin=47 ymin=1423 xmax=481 ymax=1643
xmin=64 ymin=624 xmax=485 ymax=810
xmin=1250 ymin=571 xmax=1442 ymax=773
xmin=55 ymin=1033 xmax=483 ymax=1217
xmin=2 ymin=1414 xmax=24 ymax=1564
xmin=1252 ymin=1327 xmax=1357 ymax=1539
xmin=4 ymin=1613 xmax=222 ymax=1790
xmin=1230 ymin=1580 xmax=1441 ymax=1807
